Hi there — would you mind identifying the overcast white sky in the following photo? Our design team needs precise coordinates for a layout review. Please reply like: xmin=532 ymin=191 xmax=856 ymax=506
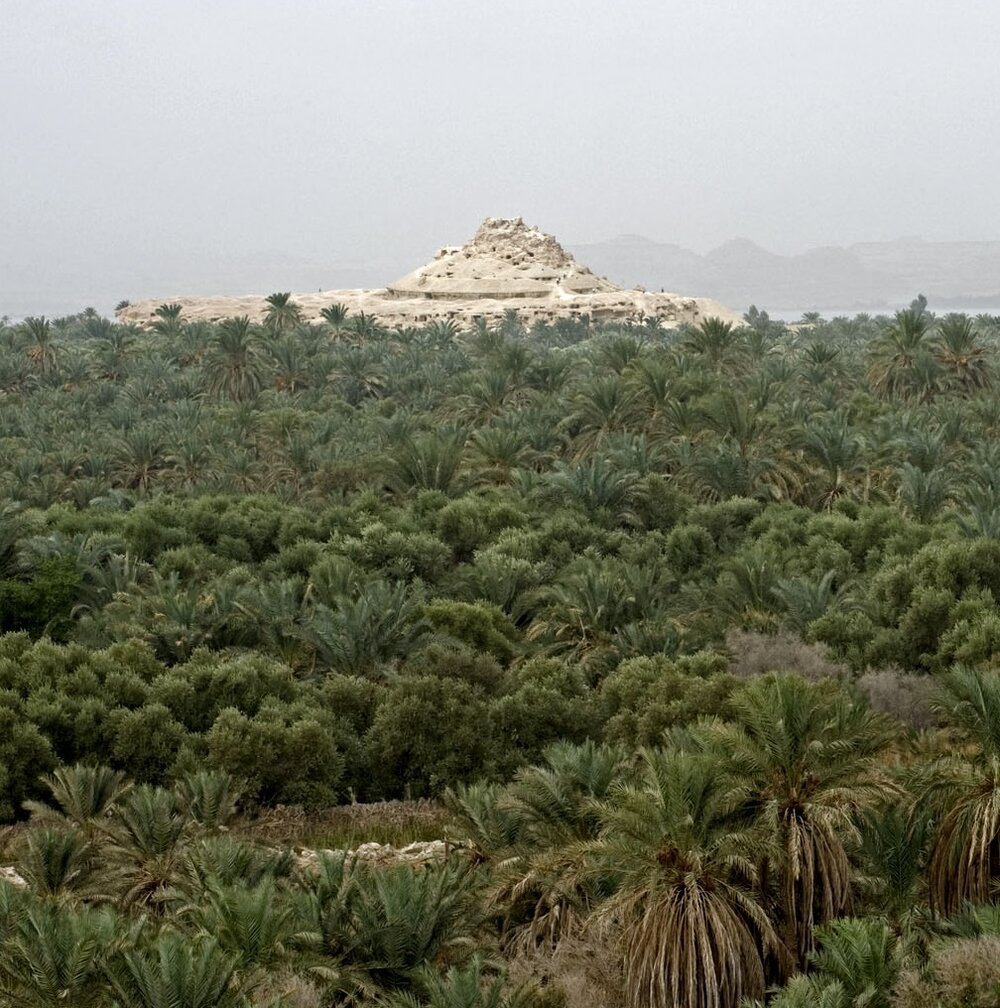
xmin=3 ymin=0 xmax=1000 ymax=315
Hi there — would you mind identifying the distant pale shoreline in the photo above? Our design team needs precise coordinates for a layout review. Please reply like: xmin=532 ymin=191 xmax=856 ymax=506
xmin=771 ymin=302 xmax=1000 ymax=321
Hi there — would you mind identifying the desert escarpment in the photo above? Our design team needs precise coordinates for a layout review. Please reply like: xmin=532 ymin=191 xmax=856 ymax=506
xmin=117 ymin=217 xmax=740 ymax=328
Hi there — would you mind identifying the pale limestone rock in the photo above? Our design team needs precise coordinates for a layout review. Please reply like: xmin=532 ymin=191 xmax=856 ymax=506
xmin=117 ymin=218 xmax=741 ymax=330
xmin=293 ymin=839 xmax=468 ymax=873
xmin=0 ymin=866 xmax=27 ymax=888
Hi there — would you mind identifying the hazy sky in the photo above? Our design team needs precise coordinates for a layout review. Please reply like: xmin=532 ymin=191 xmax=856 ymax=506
xmin=3 ymin=0 xmax=1000 ymax=315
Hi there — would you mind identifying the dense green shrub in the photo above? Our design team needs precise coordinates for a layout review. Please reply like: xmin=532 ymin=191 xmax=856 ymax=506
xmin=0 ymin=557 xmax=79 ymax=636
xmin=205 ymin=700 xmax=346 ymax=807
xmin=365 ymin=676 xmax=494 ymax=798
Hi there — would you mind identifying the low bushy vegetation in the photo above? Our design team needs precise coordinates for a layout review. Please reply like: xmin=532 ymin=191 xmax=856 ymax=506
xmin=1 ymin=299 xmax=1000 ymax=1004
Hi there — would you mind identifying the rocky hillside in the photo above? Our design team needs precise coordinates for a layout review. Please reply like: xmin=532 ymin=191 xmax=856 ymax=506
xmin=117 ymin=218 xmax=740 ymax=329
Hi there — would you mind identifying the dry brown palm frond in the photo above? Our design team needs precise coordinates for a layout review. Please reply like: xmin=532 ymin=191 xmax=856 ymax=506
xmin=507 ymin=926 xmax=627 ymax=1008
xmin=698 ymin=672 xmax=898 ymax=970
xmin=588 ymin=749 xmax=783 ymax=1008
xmin=925 ymin=756 xmax=1000 ymax=915
xmin=922 ymin=667 xmax=1000 ymax=915
xmin=779 ymin=810 xmax=852 ymax=965
xmin=612 ymin=876 xmax=775 ymax=1008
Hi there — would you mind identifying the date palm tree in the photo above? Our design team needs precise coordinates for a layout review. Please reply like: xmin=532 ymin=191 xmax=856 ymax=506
xmin=328 ymin=345 xmax=386 ymax=406
xmin=106 ymin=785 xmax=188 ymax=910
xmin=681 ymin=317 xmax=739 ymax=368
xmin=377 ymin=957 xmax=542 ymax=1008
xmin=856 ymin=804 xmax=932 ymax=930
xmin=591 ymin=747 xmax=780 ymax=1008
xmin=544 ymin=458 xmax=640 ymax=525
xmin=269 ymin=335 xmax=311 ymax=392
xmin=23 ymin=316 xmax=58 ymax=375
xmin=468 ymin=421 xmax=534 ymax=485
xmin=386 ymin=428 xmax=467 ymax=494
xmin=866 ymin=308 xmax=937 ymax=400
xmin=489 ymin=741 xmax=626 ymax=952
xmin=320 ymin=302 xmax=350 ymax=336
xmin=793 ymin=414 xmax=866 ymax=508
xmin=628 ymin=357 xmax=675 ymax=434
xmin=113 ymin=425 xmax=166 ymax=493
xmin=205 ymin=317 xmax=267 ymax=402
xmin=933 ymin=313 xmax=992 ymax=394
xmin=700 ymin=673 xmax=895 ymax=969
xmin=897 ymin=461 xmax=952 ymax=522
xmin=300 ymin=858 xmax=481 ymax=996
xmin=569 ymin=376 xmax=637 ymax=460
xmin=686 ymin=439 xmax=793 ymax=503
xmin=754 ymin=917 xmax=901 ymax=1008
xmin=924 ymin=664 xmax=1000 ymax=915
xmin=0 ymin=902 xmax=123 ymax=1007
xmin=262 ymin=292 xmax=302 ymax=337
xmin=24 ymin=763 xmax=130 ymax=836
xmin=302 ymin=579 xmax=431 ymax=676
xmin=106 ymin=932 xmax=245 ymax=1008
xmin=189 ymin=879 xmax=295 ymax=974
xmin=151 ymin=302 xmax=184 ymax=338
xmin=800 ymin=339 xmax=843 ymax=386
xmin=14 ymin=827 xmax=102 ymax=901
xmin=453 ymin=370 xmax=521 ymax=424
xmin=174 ymin=770 xmax=241 ymax=832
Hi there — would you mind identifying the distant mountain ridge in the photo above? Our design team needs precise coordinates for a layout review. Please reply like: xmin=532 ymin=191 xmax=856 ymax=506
xmin=569 ymin=235 xmax=1000 ymax=312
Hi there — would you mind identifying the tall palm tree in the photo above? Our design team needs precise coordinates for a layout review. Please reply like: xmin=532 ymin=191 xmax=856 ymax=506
xmin=681 ymin=317 xmax=739 ymax=368
xmin=701 ymin=673 xmax=895 ymax=969
xmin=320 ymin=302 xmax=350 ymax=336
xmin=793 ymin=414 xmax=866 ymax=508
xmin=934 ymin=313 xmax=992 ymax=394
xmin=475 ymin=742 xmax=627 ymax=952
xmin=924 ymin=664 xmax=1000 ymax=915
xmin=591 ymin=747 xmax=780 ymax=1008
xmin=22 ymin=316 xmax=58 ymax=375
xmin=151 ymin=302 xmax=184 ymax=339
xmin=204 ymin=317 xmax=267 ymax=402
xmin=262 ymin=292 xmax=302 ymax=337
xmin=866 ymin=309 xmax=937 ymax=400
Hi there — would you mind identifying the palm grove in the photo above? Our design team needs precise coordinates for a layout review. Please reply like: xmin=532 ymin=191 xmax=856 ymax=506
xmin=1 ymin=297 xmax=1000 ymax=1006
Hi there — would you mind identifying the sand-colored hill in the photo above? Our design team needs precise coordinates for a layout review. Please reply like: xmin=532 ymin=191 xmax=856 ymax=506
xmin=118 ymin=217 xmax=739 ymax=329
